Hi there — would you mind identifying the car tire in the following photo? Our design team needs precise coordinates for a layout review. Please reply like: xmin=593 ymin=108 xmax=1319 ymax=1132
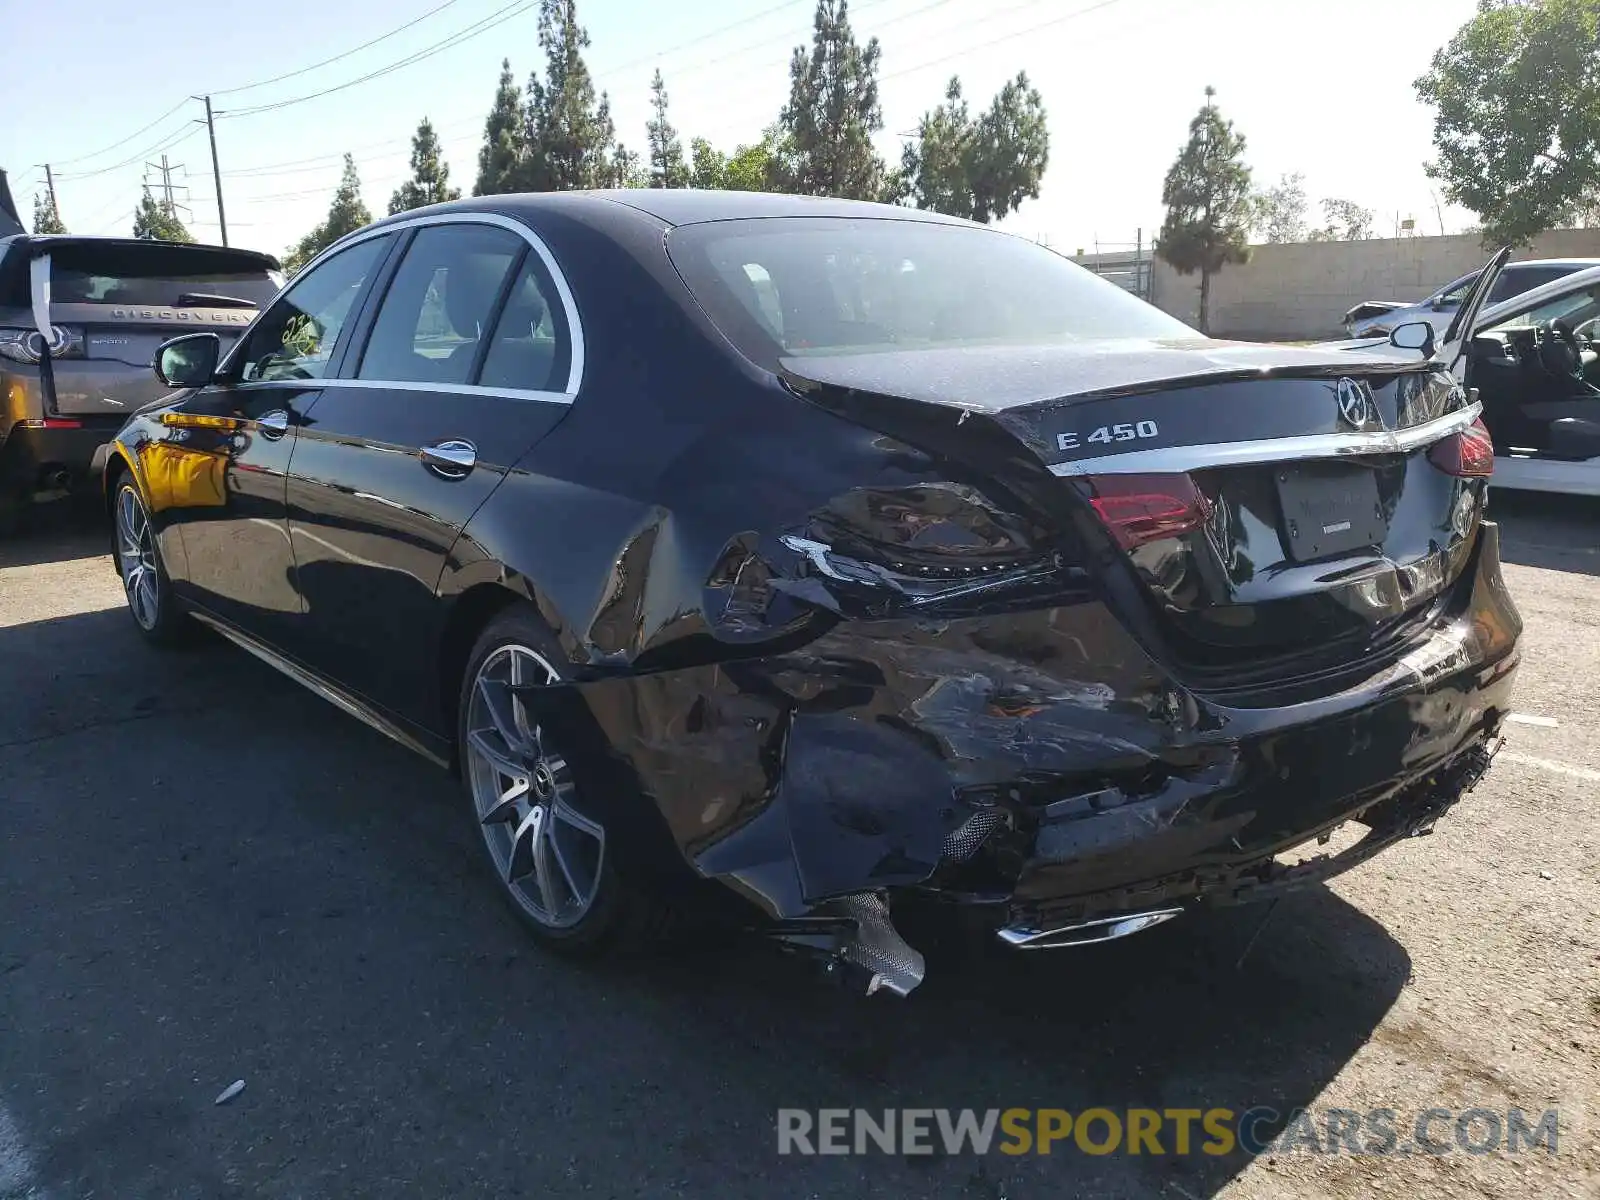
xmin=456 ymin=606 xmax=671 ymax=957
xmin=111 ymin=478 xmax=191 ymax=646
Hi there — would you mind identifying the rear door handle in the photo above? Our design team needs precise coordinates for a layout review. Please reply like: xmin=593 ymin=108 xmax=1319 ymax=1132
xmin=257 ymin=409 xmax=290 ymax=439
xmin=421 ymin=439 xmax=477 ymax=479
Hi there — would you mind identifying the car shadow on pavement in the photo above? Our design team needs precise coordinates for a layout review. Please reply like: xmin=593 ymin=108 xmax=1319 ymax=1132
xmin=1489 ymin=491 xmax=1600 ymax=576
xmin=0 ymin=607 xmax=1411 ymax=1200
xmin=0 ymin=504 xmax=108 ymax=570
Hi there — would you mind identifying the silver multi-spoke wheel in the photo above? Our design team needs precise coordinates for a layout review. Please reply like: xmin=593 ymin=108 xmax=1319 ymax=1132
xmin=115 ymin=486 xmax=161 ymax=631
xmin=465 ymin=644 xmax=605 ymax=930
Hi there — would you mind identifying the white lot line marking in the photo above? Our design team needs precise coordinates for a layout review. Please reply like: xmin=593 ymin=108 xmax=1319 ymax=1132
xmin=1508 ymin=713 xmax=1560 ymax=728
xmin=1498 ymin=750 xmax=1600 ymax=784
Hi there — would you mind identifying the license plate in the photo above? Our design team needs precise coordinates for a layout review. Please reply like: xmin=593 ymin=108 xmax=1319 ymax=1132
xmin=1274 ymin=463 xmax=1386 ymax=561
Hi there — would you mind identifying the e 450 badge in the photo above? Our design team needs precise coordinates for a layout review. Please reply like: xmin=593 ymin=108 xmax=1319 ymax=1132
xmin=1057 ymin=420 xmax=1160 ymax=452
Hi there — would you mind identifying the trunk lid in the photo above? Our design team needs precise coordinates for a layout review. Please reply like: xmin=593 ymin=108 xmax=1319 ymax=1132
xmin=21 ymin=238 xmax=280 ymax=419
xmin=782 ymin=338 xmax=1484 ymax=689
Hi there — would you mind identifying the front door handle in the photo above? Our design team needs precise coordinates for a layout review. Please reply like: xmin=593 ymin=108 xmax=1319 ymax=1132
xmin=421 ymin=439 xmax=477 ymax=480
xmin=257 ymin=409 xmax=291 ymax=439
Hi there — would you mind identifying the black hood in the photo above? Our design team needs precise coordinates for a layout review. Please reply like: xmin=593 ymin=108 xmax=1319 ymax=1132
xmin=0 ymin=170 xmax=23 ymax=239
xmin=780 ymin=337 xmax=1425 ymax=412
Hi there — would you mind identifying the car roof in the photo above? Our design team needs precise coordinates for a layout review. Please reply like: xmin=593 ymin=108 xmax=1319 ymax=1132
xmin=1503 ymin=258 xmax=1600 ymax=270
xmin=369 ymin=189 xmax=974 ymax=232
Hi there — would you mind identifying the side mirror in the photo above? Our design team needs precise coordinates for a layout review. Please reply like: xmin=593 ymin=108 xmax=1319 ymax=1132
xmin=154 ymin=333 xmax=221 ymax=388
xmin=1390 ymin=322 xmax=1436 ymax=356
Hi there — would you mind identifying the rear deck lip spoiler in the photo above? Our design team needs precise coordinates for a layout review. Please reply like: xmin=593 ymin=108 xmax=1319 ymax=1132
xmin=1048 ymin=401 xmax=1483 ymax=477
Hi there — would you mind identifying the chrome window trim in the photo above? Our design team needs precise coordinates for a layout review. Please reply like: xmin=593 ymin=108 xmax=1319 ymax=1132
xmin=221 ymin=211 xmax=585 ymax=402
xmin=1048 ymin=401 xmax=1483 ymax=477
xmin=231 ymin=376 xmax=571 ymax=405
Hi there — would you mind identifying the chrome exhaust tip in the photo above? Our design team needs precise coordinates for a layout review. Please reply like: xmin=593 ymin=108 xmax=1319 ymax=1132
xmin=996 ymin=907 xmax=1184 ymax=950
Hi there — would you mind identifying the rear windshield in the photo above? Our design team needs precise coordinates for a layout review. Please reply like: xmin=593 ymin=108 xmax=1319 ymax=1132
xmin=666 ymin=216 xmax=1193 ymax=370
xmin=46 ymin=243 xmax=282 ymax=308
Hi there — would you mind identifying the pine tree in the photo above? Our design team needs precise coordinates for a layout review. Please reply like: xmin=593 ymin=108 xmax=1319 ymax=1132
xmin=646 ymin=69 xmax=688 ymax=188
xmin=475 ymin=59 xmax=524 ymax=196
xmin=521 ymin=0 xmax=617 ymax=191
xmin=609 ymin=143 xmax=648 ymax=188
xmin=31 ymin=192 xmax=66 ymax=234
xmin=390 ymin=118 xmax=462 ymax=214
xmin=1156 ymin=88 xmax=1253 ymax=333
xmin=132 ymin=192 xmax=193 ymax=242
xmin=901 ymin=74 xmax=1049 ymax=222
xmin=776 ymin=0 xmax=887 ymax=199
xmin=284 ymin=154 xmax=373 ymax=274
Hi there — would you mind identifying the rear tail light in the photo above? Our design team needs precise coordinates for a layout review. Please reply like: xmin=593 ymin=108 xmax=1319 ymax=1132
xmin=1084 ymin=473 xmax=1212 ymax=550
xmin=1427 ymin=418 xmax=1494 ymax=478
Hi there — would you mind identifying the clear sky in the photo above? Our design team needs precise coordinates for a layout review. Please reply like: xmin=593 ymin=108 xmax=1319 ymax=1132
xmin=0 ymin=0 xmax=1480 ymax=260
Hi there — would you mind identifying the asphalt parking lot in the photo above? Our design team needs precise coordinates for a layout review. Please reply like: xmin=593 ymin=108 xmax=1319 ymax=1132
xmin=1 ymin=497 xmax=1596 ymax=1200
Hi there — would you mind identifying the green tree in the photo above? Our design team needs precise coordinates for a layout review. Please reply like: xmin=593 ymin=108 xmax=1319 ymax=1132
xmin=608 ymin=143 xmax=648 ymax=188
xmin=520 ymin=0 xmax=617 ymax=191
xmin=1250 ymin=171 xmax=1307 ymax=243
xmin=688 ymin=137 xmax=726 ymax=189
xmin=1156 ymin=88 xmax=1253 ymax=333
xmin=132 ymin=192 xmax=193 ymax=242
xmin=475 ymin=59 xmax=524 ymax=196
xmin=390 ymin=118 xmax=461 ymax=214
xmin=284 ymin=154 xmax=372 ymax=274
xmin=646 ymin=69 xmax=688 ymax=188
xmin=901 ymin=73 xmax=1049 ymax=222
xmin=776 ymin=0 xmax=887 ymax=199
xmin=31 ymin=192 xmax=66 ymax=234
xmin=1308 ymin=197 xmax=1374 ymax=241
xmin=1416 ymin=0 xmax=1600 ymax=246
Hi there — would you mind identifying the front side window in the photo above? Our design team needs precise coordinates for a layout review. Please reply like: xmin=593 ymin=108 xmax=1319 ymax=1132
xmin=357 ymin=224 xmax=525 ymax=385
xmin=1487 ymin=265 xmax=1569 ymax=305
xmin=1435 ymin=273 xmax=1478 ymax=307
xmin=1483 ymin=283 xmax=1600 ymax=337
xmin=238 ymin=236 xmax=389 ymax=382
xmin=666 ymin=217 xmax=1195 ymax=371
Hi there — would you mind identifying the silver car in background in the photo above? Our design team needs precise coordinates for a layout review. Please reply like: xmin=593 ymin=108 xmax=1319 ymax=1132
xmin=1343 ymin=258 xmax=1599 ymax=339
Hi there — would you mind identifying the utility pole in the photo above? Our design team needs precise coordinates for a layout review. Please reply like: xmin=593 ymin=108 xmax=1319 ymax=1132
xmin=44 ymin=164 xmax=59 ymax=223
xmin=200 ymin=95 xmax=228 ymax=247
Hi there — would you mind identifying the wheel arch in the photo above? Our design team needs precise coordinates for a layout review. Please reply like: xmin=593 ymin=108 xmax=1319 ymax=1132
xmin=434 ymin=574 xmax=551 ymax=769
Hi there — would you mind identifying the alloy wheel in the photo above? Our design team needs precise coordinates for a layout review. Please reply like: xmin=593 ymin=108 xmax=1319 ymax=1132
xmin=464 ymin=644 xmax=605 ymax=929
xmin=115 ymin=486 xmax=161 ymax=631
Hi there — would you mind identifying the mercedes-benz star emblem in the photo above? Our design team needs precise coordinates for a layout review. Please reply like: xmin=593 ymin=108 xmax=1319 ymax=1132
xmin=1335 ymin=377 xmax=1372 ymax=428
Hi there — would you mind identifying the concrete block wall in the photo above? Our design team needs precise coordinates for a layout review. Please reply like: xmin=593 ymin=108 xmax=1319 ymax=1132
xmin=1148 ymin=228 xmax=1600 ymax=340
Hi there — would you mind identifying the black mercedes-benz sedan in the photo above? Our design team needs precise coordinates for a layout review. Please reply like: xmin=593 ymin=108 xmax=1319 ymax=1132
xmin=99 ymin=191 xmax=1520 ymax=996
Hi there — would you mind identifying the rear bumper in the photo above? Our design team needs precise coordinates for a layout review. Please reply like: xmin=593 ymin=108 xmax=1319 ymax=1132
xmin=550 ymin=520 xmax=1520 ymax=981
xmin=0 ymin=417 xmax=122 ymax=493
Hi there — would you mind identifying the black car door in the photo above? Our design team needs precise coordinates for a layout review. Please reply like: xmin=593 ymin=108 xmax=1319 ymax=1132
xmin=172 ymin=234 xmax=395 ymax=648
xmin=285 ymin=216 xmax=579 ymax=732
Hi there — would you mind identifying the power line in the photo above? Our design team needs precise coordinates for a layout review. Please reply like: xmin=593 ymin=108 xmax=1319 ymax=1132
xmin=56 ymin=121 xmax=202 ymax=181
xmin=48 ymin=98 xmax=191 ymax=168
xmin=219 ymin=0 xmax=538 ymax=120
xmin=593 ymin=0 xmax=810 ymax=82
xmin=212 ymin=0 xmax=467 ymax=96
xmin=879 ymin=0 xmax=1125 ymax=81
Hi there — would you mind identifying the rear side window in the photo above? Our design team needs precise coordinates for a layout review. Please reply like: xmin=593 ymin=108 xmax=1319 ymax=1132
xmin=46 ymin=243 xmax=282 ymax=307
xmin=666 ymin=217 xmax=1194 ymax=371
xmin=356 ymin=224 xmax=525 ymax=385
xmin=478 ymin=252 xmax=571 ymax=393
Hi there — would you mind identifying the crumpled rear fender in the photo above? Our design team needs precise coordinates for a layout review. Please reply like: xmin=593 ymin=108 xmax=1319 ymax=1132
xmin=529 ymin=604 xmax=1187 ymax=920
